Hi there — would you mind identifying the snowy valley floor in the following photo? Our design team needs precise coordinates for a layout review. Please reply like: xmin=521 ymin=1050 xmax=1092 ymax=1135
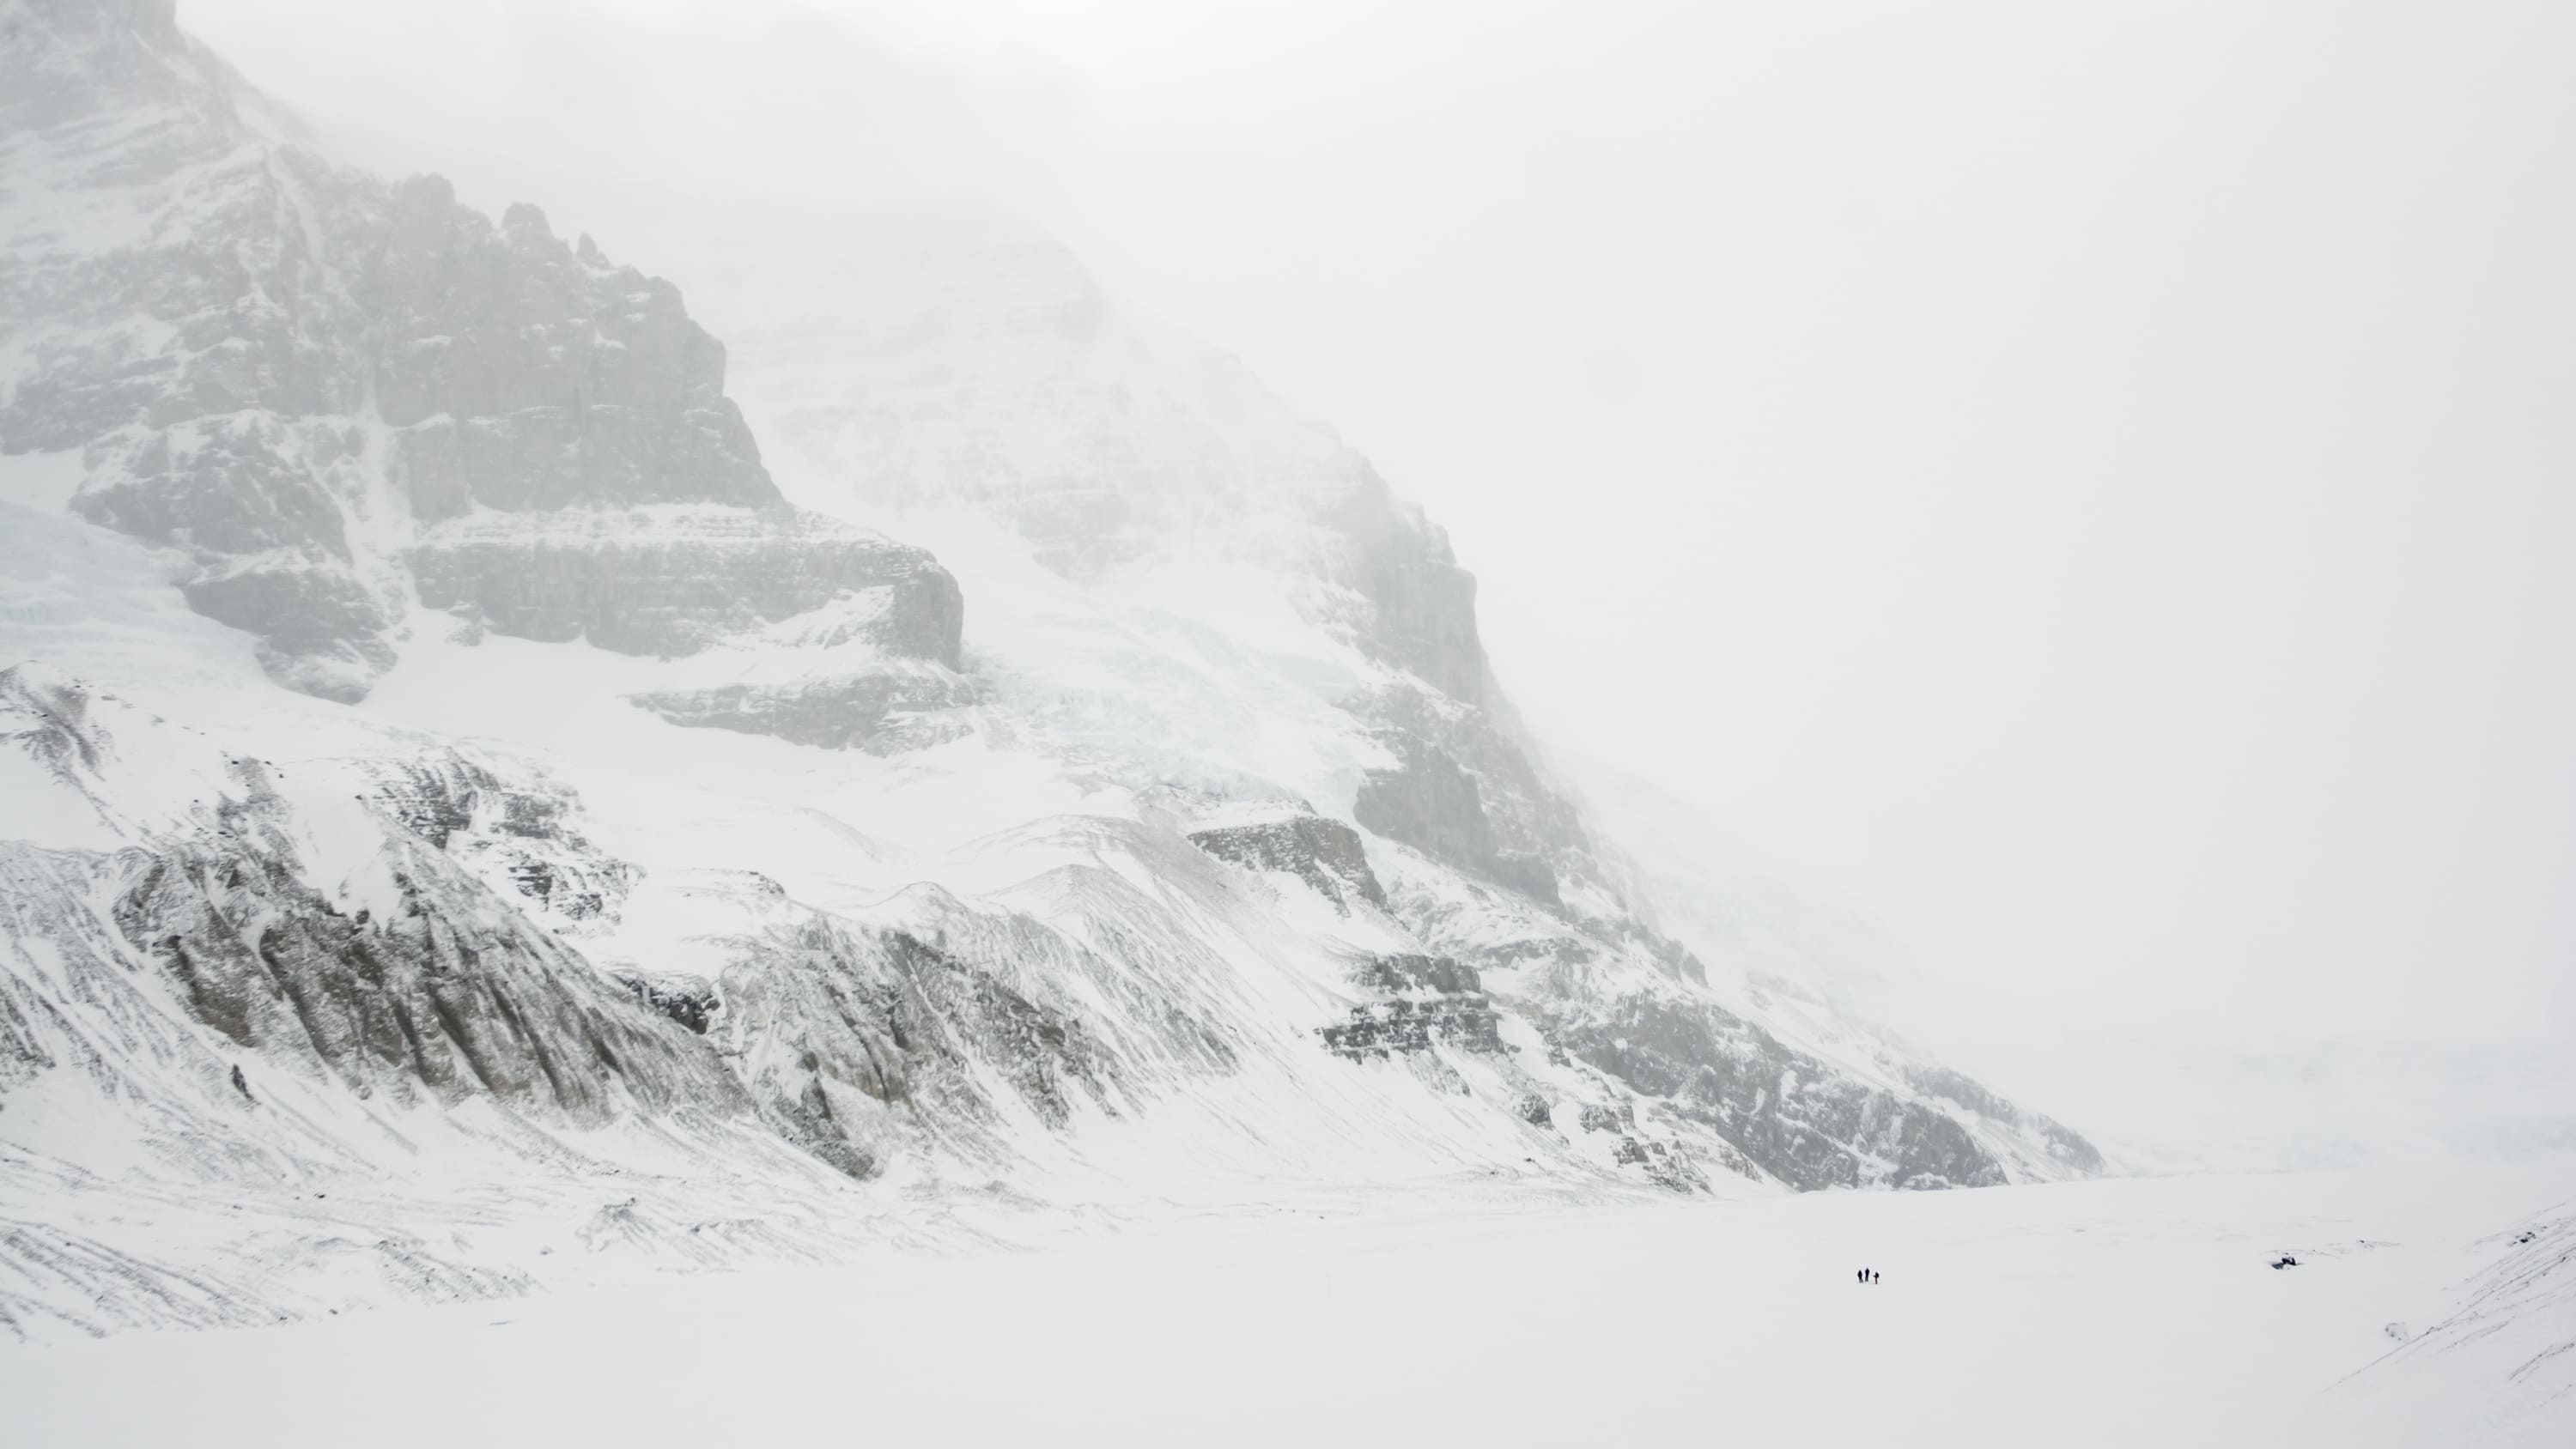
xmin=3 ymin=1163 xmax=2571 ymax=1448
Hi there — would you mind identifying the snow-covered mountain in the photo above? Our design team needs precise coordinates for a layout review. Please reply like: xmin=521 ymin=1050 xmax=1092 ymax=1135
xmin=0 ymin=0 xmax=2099 ymax=1337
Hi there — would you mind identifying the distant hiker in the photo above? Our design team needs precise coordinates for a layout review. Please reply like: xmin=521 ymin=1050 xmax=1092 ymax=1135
xmin=1871 ymin=1270 xmax=1880 ymax=1284
xmin=1856 ymin=1268 xmax=1866 ymax=1284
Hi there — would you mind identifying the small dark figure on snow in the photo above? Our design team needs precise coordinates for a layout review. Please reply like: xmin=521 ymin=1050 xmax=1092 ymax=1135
xmin=1871 ymin=1270 xmax=1880 ymax=1284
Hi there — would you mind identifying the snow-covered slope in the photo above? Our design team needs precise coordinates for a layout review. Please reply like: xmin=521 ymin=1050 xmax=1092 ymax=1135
xmin=3 ymin=0 xmax=2100 ymax=1338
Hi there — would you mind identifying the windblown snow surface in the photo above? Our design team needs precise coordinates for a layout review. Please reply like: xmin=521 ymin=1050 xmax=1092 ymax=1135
xmin=3 ymin=1163 xmax=2572 ymax=1448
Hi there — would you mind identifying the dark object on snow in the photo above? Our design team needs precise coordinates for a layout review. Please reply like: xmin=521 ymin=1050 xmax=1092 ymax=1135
xmin=2514 ymin=1232 xmax=2537 ymax=1245
xmin=1872 ymin=1270 xmax=1880 ymax=1284
xmin=2270 ymin=1255 xmax=2300 ymax=1270
xmin=230 ymin=1063 xmax=254 ymax=1103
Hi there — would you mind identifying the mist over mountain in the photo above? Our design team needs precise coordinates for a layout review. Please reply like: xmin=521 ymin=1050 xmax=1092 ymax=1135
xmin=0 ymin=0 xmax=2122 ymax=1337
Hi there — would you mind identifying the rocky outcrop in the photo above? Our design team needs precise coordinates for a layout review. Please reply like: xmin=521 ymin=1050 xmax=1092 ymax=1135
xmin=1314 ymin=477 xmax=1486 ymax=706
xmin=704 ymin=912 xmax=1118 ymax=1178
xmin=1356 ymin=744 xmax=1502 ymax=882
xmin=1319 ymin=953 xmax=1504 ymax=1060
xmin=610 ymin=971 xmax=723 ymax=1035
xmin=1188 ymin=815 xmax=1388 ymax=912
xmin=104 ymin=828 xmax=734 ymax=1121
xmin=60 ymin=413 xmax=402 ymax=700
xmin=408 ymin=506 xmax=963 ymax=664
xmin=1 ymin=22 xmax=405 ymax=703
xmin=1900 ymin=1064 xmax=2105 ymax=1175
xmin=0 ymin=699 xmax=747 ymax=1128
xmin=366 ymin=750 xmax=638 ymax=934
xmin=372 ymin=751 xmax=583 ymax=851
xmin=633 ymin=665 xmax=979 ymax=753
xmin=2 ymin=3 xmax=317 ymax=449
xmin=1552 ymin=995 xmax=2008 ymax=1190
xmin=1300 ymin=477 xmax=1592 ymax=915
xmin=364 ymin=187 xmax=772 ymax=520
xmin=1352 ymin=688 xmax=1577 ymax=907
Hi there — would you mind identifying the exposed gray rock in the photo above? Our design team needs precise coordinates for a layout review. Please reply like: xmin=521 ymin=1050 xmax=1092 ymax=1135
xmin=1577 ymin=1100 xmax=1635 ymax=1136
xmin=633 ymin=666 xmax=980 ymax=753
xmin=1641 ymin=1146 xmax=1711 ymax=1195
xmin=2 ymin=4 xmax=328 ymax=446
xmin=1355 ymin=737 xmax=1562 ymax=906
xmin=704 ymin=913 xmax=1119 ymax=1178
xmin=1319 ymin=953 xmax=1504 ymax=1060
xmin=1900 ymin=1064 xmax=2105 ymax=1175
xmin=1310 ymin=477 xmax=1592 ymax=912
xmin=1351 ymin=686 xmax=1583 ymax=908
xmin=1357 ymin=743 xmax=1502 ymax=881
xmin=0 ymin=746 xmax=748 ymax=1127
xmin=408 ymin=507 xmax=964 ymax=665
xmin=1313 ymin=476 xmax=1485 ymax=706
xmin=348 ymin=748 xmax=646 ymax=952
xmin=59 ymin=412 xmax=400 ymax=700
xmin=610 ymin=972 xmax=722 ymax=1036
xmin=372 ymin=749 xmax=617 ymax=856
xmin=68 ymin=418 xmax=352 ymax=555
xmin=1552 ymin=995 xmax=2009 ymax=1191
xmin=1188 ymin=815 xmax=1387 ymax=912
xmin=177 ymin=564 xmax=397 ymax=703
xmin=1 ymin=53 xmax=395 ymax=700
xmin=362 ymin=184 xmax=771 ymax=519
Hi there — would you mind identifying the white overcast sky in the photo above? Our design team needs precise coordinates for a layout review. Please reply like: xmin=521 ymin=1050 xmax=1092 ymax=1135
xmin=186 ymin=1 xmax=2576 ymax=1122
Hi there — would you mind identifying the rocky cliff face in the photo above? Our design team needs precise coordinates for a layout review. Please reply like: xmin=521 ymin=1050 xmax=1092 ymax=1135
xmin=1901 ymin=1064 xmax=2105 ymax=1178
xmin=1552 ymin=995 xmax=2003 ymax=1191
xmin=407 ymin=506 xmax=963 ymax=664
xmin=1319 ymin=954 xmax=1505 ymax=1061
xmin=1188 ymin=815 xmax=1388 ymax=912
xmin=0 ymin=0 xmax=957 ymax=700
xmin=368 ymin=190 xmax=773 ymax=521
xmin=696 ymin=903 xmax=1123 ymax=1179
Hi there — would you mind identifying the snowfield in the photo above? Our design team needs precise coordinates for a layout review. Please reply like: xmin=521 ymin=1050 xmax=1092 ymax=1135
xmin=4 ymin=1163 xmax=2571 ymax=1448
